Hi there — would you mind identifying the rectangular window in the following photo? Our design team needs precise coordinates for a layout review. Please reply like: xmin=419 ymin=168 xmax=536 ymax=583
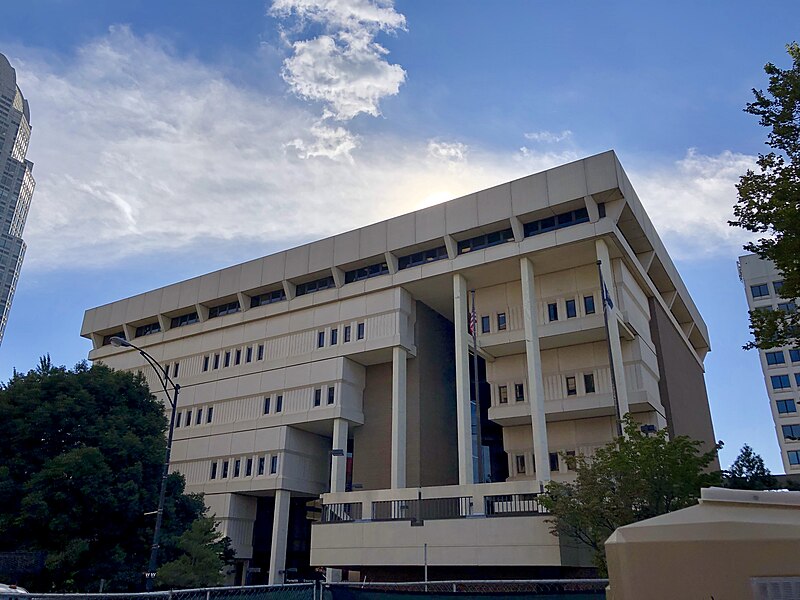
xmin=327 ymin=386 xmax=335 ymax=404
xmin=584 ymin=295 xmax=596 ymax=315
xmin=264 ymin=396 xmax=271 ymax=414
xmin=206 ymin=406 xmax=213 ymax=423
xmin=222 ymin=460 xmax=229 ymax=478
xmin=203 ymin=356 xmax=209 ymax=372
xmin=791 ymin=349 xmax=800 ymax=363
xmin=357 ymin=323 xmax=365 ymax=340
xmin=777 ymin=399 xmax=797 ymax=414
xmin=318 ymin=331 xmax=325 ymax=348
xmin=295 ymin=276 xmax=336 ymax=297
xmin=566 ymin=299 xmax=577 ymax=319
xmin=246 ymin=346 xmax=253 ymax=363
xmin=257 ymin=344 xmax=264 ymax=360
xmin=257 ymin=456 xmax=265 ymax=476
xmin=175 ymin=412 xmax=182 ymax=428
xmin=498 ymin=385 xmax=508 ymax=404
xmin=548 ymin=303 xmax=558 ymax=322
xmin=196 ymin=409 xmax=203 ymax=425
xmin=398 ymin=245 xmax=448 ymax=269
xmin=234 ymin=459 xmax=241 ymax=478
xmin=782 ymin=424 xmax=800 ymax=440
xmin=779 ymin=301 xmax=798 ymax=313
xmin=751 ymin=283 xmax=770 ymax=298
xmin=224 ymin=351 xmax=231 ymax=368
xmin=171 ymin=311 xmax=199 ymax=328
xmin=135 ymin=322 xmax=161 ymax=338
xmin=210 ymin=462 xmax=217 ymax=480
xmin=774 ymin=280 xmax=785 ymax=295
xmin=481 ymin=315 xmax=490 ymax=334
xmin=208 ymin=300 xmax=240 ymax=319
xmin=276 ymin=395 xmax=283 ymax=412
xmin=767 ymin=351 xmax=786 ymax=365
xmin=523 ymin=208 xmax=590 ymax=237
xmin=566 ymin=376 xmax=577 ymax=396
xmin=457 ymin=228 xmax=514 ymax=254
xmin=789 ymin=450 xmax=800 ymax=466
xmin=772 ymin=374 xmax=792 ymax=390
xmin=584 ymin=373 xmax=596 ymax=394
xmin=246 ymin=457 xmax=253 ymax=477
xmin=515 ymin=455 xmax=526 ymax=474
xmin=250 ymin=288 xmax=286 ymax=307
xmin=549 ymin=452 xmax=560 ymax=472
xmin=497 ymin=313 xmax=507 ymax=331
xmin=514 ymin=383 xmax=525 ymax=402
xmin=270 ymin=456 xmax=278 ymax=474
xmin=795 ymin=374 xmax=800 ymax=387
xmin=598 ymin=203 xmax=606 ymax=218
xmin=213 ymin=354 xmax=220 ymax=369
xmin=344 ymin=325 xmax=351 ymax=342
xmin=185 ymin=410 xmax=192 ymax=426
xmin=235 ymin=349 xmax=241 ymax=365
xmin=331 ymin=328 xmax=338 ymax=345
xmin=173 ymin=362 xmax=180 ymax=377
xmin=344 ymin=262 xmax=390 ymax=283
xmin=314 ymin=388 xmax=322 ymax=407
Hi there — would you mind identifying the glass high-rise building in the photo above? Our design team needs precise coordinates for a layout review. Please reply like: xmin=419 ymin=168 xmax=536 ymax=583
xmin=0 ymin=53 xmax=35 ymax=345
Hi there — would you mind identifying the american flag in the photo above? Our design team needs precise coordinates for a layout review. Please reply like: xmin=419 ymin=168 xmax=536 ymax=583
xmin=468 ymin=294 xmax=477 ymax=335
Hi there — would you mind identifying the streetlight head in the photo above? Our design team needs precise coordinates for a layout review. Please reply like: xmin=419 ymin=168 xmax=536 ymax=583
xmin=109 ymin=336 xmax=131 ymax=348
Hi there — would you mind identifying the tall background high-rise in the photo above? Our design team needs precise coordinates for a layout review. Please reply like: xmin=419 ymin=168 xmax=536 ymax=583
xmin=0 ymin=53 xmax=35 ymax=345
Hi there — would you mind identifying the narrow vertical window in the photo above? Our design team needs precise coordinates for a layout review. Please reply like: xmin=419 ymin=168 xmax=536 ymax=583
xmin=584 ymin=373 xmax=595 ymax=394
xmin=185 ymin=410 xmax=192 ymax=426
xmin=213 ymin=354 xmax=220 ymax=369
xmin=327 ymin=386 xmax=335 ymax=404
xmin=314 ymin=388 xmax=322 ymax=407
xmin=257 ymin=344 xmax=264 ymax=360
xmin=270 ymin=456 xmax=278 ymax=474
xmin=565 ymin=299 xmax=577 ymax=318
xmin=276 ymin=395 xmax=283 ymax=412
xmin=481 ymin=315 xmax=490 ymax=334
xmin=206 ymin=406 xmax=214 ymax=423
xmin=263 ymin=396 xmax=271 ymax=414
xmin=246 ymin=457 xmax=253 ymax=476
xmin=246 ymin=346 xmax=253 ymax=363
xmin=234 ymin=459 xmax=241 ymax=478
xmin=196 ymin=408 xmax=203 ymax=425
xmin=210 ymin=462 xmax=217 ymax=480
xmin=357 ymin=323 xmax=365 ymax=340
xmin=344 ymin=325 xmax=351 ymax=342
xmin=224 ymin=351 xmax=231 ymax=368
xmin=514 ymin=383 xmax=525 ymax=402
xmin=584 ymin=295 xmax=596 ymax=315
xmin=498 ymin=385 xmax=508 ymax=404
xmin=497 ymin=313 xmax=507 ymax=331
xmin=548 ymin=303 xmax=558 ymax=322
xmin=173 ymin=362 xmax=180 ymax=377
xmin=318 ymin=331 xmax=325 ymax=348
xmin=222 ymin=460 xmax=229 ymax=478
xmin=331 ymin=328 xmax=338 ymax=345
xmin=549 ymin=452 xmax=560 ymax=472
xmin=175 ymin=412 xmax=182 ymax=428
xmin=235 ymin=349 xmax=241 ymax=365
xmin=515 ymin=455 xmax=526 ymax=474
xmin=258 ymin=456 xmax=265 ymax=475
xmin=203 ymin=356 xmax=210 ymax=372
xmin=566 ymin=376 xmax=577 ymax=396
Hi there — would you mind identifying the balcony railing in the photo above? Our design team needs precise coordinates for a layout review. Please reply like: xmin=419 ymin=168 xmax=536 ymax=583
xmin=484 ymin=493 xmax=548 ymax=517
xmin=321 ymin=502 xmax=363 ymax=523
xmin=372 ymin=496 xmax=473 ymax=522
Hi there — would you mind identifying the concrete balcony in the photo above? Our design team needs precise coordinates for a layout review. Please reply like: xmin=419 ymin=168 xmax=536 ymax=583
xmin=309 ymin=481 xmax=592 ymax=569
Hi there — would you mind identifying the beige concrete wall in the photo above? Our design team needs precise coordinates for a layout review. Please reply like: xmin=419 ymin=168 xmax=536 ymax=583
xmin=352 ymin=363 xmax=393 ymax=490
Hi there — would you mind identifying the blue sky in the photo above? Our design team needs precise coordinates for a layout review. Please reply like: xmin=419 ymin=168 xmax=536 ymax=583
xmin=0 ymin=0 xmax=798 ymax=472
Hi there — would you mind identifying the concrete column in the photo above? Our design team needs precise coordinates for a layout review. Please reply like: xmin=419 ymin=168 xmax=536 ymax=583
xmin=391 ymin=346 xmax=408 ymax=489
xmin=330 ymin=418 xmax=349 ymax=493
xmin=520 ymin=257 xmax=551 ymax=484
xmin=595 ymin=238 xmax=630 ymax=418
xmin=268 ymin=489 xmax=291 ymax=585
xmin=453 ymin=273 xmax=475 ymax=485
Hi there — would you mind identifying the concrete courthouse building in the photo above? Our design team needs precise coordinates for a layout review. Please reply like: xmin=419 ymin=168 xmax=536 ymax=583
xmin=82 ymin=151 xmax=717 ymax=582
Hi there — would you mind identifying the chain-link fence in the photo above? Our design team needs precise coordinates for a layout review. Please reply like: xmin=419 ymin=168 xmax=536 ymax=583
xmin=1 ymin=583 xmax=316 ymax=600
xmin=324 ymin=580 xmax=608 ymax=599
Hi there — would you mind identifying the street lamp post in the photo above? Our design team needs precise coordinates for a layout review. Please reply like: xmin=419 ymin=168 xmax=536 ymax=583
xmin=109 ymin=336 xmax=180 ymax=592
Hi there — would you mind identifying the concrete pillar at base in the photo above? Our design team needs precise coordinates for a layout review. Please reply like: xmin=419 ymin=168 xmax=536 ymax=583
xmin=331 ymin=418 xmax=349 ymax=493
xmin=391 ymin=346 xmax=408 ymax=489
xmin=268 ymin=489 xmax=291 ymax=585
xmin=520 ymin=257 xmax=550 ymax=483
xmin=453 ymin=273 xmax=475 ymax=485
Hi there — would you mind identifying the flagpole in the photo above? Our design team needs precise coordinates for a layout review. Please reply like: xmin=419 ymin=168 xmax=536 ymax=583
xmin=597 ymin=260 xmax=623 ymax=437
xmin=470 ymin=289 xmax=485 ymax=483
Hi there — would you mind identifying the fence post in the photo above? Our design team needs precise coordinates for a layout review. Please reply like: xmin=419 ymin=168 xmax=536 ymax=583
xmin=206 ymin=589 xmax=211 ymax=600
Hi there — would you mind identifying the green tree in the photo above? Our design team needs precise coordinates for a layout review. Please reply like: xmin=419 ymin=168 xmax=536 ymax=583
xmin=730 ymin=42 xmax=800 ymax=349
xmin=156 ymin=517 xmax=233 ymax=589
xmin=723 ymin=444 xmax=778 ymax=490
xmin=0 ymin=359 xmax=207 ymax=592
xmin=540 ymin=416 xmax=721 ymax=574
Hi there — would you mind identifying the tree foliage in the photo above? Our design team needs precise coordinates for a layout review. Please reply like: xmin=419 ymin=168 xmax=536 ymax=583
xmin=723 ymin=444 xmax=778 ymax=490
xmin=0 ymin=359 xmax=208 ymax=592
xmin=539 ymin=416 xmax=721 ymax=574
xmin=156 ymin=518 xmax=233 ymax=589
xmin=730 ymin=42 xmax=800 ymax=349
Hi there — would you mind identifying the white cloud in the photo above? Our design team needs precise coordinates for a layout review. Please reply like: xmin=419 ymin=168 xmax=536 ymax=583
xmin=10 ymin=28 xmax=757 ymax=273
xmin=524 ymin=129 xmax=573 ymax=143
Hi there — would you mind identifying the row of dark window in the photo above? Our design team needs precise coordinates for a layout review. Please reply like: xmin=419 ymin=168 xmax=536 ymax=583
xmin=497 ymin=374 xmax=596 ymax=404
xmin=398 ymin=246 xmax=448 ymax=270
xmin=251 ymin=289 xmax=286 ymax=308
xmin=458 ymin=228 xmax=514 ymax=254
xmin=313 ymin=386 xmax=336 ymax=407
xmin=318 ymin=323 xmax=365 ymax=348
xmin=175 ymin=405 xmax=213 ymax=428
xmin=208 ymin=300 xmax=240 ymax=319
xmin=296 ymin=276 xmax=335 ymax=296
xmin=345 ymin=262 xmax=389 ymax=284
xmin=477 ymin=295 xmax=597 ymax=336
xmin=751 ymin=280 xmax=785 ymax=299
xmin=210 ymin=455 xmax=278 ymax=480
xmin=515 ymin=451 xmax=575 ymax=475
xmin=766 ymin=349 xmax=800 ymax=365
xmin=523 ymin=207 xmax=591 ymax=238
xmin=263 ymin=394 xmax=284 ymax=414
xmin=203 ymin=344 xmax=265 ymax=372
